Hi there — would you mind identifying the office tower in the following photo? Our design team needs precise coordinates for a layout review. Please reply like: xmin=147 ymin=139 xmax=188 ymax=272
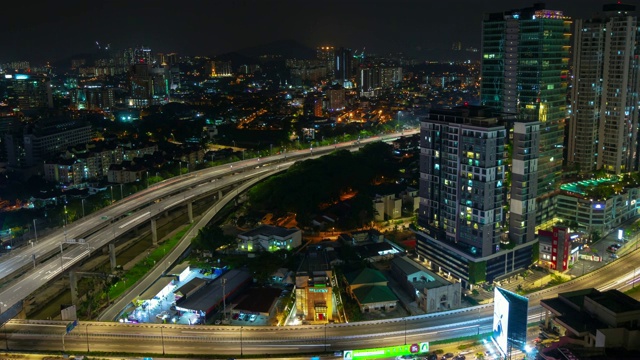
xmin=210 ymin=61 xmax=232 ymax=77
xmin=327 ymin=84 xmax=346 ymax=112
xmin=304 ymin=94 xmax=323 ymax=117
xmin=127 ymin=64 xmax=170 ymax=108
xmin=5 ymin=117 xmax=91 ymax=168
xmin=509 ymin=121 xmax=540 ymax=244
xmin=4 ymin=74 xmax=53 ymax=110
xmin=481 ymin=3 xmax=571 ymax=227
xmin=569 ymin=3 xmax=640 ymax=175
xmin=380 ymin=67 xmax=403 ymax=88
xmin=359 ymin=67 xmax=381 ymax=98
xmin=71 ymin=85 xmax=115 ymax=111
xmin=316 ymin=46 xmax=334 ymax=77
xmin=416 ymin=106 xmax=540 ymax=287
xmin=334 ymin=47 xmax=353 ymax=87
xmin=134 ymin=46 xmax=153 ymax=64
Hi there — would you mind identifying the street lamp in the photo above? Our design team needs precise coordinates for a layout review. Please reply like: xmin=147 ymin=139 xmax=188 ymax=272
xmin=85 ymin=323 xmax=90 ymax=352
xmin=240 ymin=326 xmax=244 ymax=356
xmin=404 ymin=317 xmax=407 ymax=345
xmin=146 ymin=171 xmax=150 ymax=188
xmin=324 ymin=323 xmax=328 ymax=352
xmin=119 ymin=183 xmax=124 ymax=200
xmin=0 ymin=302 xmax=8 ymax=350
xmin=81 ymin=199 xmax=85 ymax=218
xmin=160 ymin=326 xmax=165 ymax=355
xmin=110 ymin=186 xmax=114 ymax=203
xmin=33 ymin=219 xmax=38 ymax=243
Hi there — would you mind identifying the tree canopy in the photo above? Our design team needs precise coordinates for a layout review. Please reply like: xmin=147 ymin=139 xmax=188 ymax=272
xmin=247 ymin=142 xmax=399 ymax=226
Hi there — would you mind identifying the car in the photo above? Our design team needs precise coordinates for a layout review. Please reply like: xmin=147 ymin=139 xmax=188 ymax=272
xmin=238 ymin=313 xmax=246 ymax=321
xmin=612 ymin=243 xmax=622 ymax=249
xmin=249 ymin=314 xmax=257 ymax=322
xmin=232 ymin=313 xmax=240 ymax=320
xmin=611 ymin=253 xmax=619 ymax=259
xmin=244 ymin=314 xmax=250 ymax=321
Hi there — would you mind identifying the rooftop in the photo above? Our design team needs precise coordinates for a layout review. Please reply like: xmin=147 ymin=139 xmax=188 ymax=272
xmin=234 ymin=287 xmax=282 ymax=314
xmin=560 ymin=178 xmax=618 ymax=196
xmin=351 ymin=285 xmax=398 ymax=304
xmin=239 ymin=224 xmax=299 ymax=238
xmin=344 ymin=268 xmax=388 ymax=285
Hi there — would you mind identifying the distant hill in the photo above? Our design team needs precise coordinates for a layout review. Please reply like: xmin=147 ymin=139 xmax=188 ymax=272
xmin=233 ymin=39 xmax=316 ymax=60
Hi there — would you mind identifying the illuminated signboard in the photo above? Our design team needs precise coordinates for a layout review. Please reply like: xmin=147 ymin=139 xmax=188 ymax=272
xmin=309 ymin=288 xmax=328 ymax=293
xmin=343 ymin=343 xmax=429 ymax=359
xmin=493 ymin=287 xmax=528 ymax=357
xmin=493 ymin=288 xmax=510 ymax=353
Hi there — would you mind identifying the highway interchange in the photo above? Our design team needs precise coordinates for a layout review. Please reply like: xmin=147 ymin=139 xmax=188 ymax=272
xmin=2 ymin=128 xmax=638 ymax=357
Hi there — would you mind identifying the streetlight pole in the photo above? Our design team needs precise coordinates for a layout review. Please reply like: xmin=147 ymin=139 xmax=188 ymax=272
xmin=240 ymin=326 xmax=243 ymax=356
xmin=85 ymin=323 xmax=90 ymax=352
xmin=33 ymin=219 xmax=38 ymax=243
xmin=160 ymin=326 xmax=165 ymax=355
xmin=0 ymin=302 xmax=8 ymax=350
xmin=146 ymin=171 xmax=150 ymax=188
xmin=81 ymin=199 xmax=85 ymax=218
xmin=119 ymin=183 xmax=124 ymax=200
xmin=60 ymin=242 xmax=64 ymax=271
xmin=324 ymin=323 xmax=327 ymax=352
xmin=110 ymin=186 xmax=114 ymax=203
xmin=404 ymin=317 xmax=407 ymax=345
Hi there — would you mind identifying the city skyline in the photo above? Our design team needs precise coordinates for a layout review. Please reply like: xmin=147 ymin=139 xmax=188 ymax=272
xmin=2 ymin=0 xmax=634 ymax=63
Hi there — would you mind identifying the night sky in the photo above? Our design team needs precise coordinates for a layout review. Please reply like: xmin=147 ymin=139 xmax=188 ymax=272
xmin=2 ymin=0 xmax=637 ymax=63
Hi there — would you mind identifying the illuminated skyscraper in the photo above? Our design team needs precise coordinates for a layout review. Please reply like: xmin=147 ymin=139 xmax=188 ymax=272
xmin=5 ymin=74 xmax=53 ymax=110
xmin=316 ymin=46 xmax=334 ymax=77
xmin=568 ymin=3 xmax=640 ymax=175
xmin=481 ymin=3 xmax=571 ymax=227
xmin=416 ymin=106 xmax=540 ymax=287
xmin=334 ymin=47 xmax=353 ymax=87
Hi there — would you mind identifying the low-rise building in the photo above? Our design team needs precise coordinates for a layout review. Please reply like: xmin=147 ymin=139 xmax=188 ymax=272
xmin=232 ymin=287 xmax=282 ymax=322
xmin=343 ymin=268 xmax=398 ymax=313
xmin=373 ymin=193 xmax=402 ymax=221
xmin=295 ymin=250 xmax=333 ymax=323
xmin=390 ymin=256 xmax=461 ymax=313
xmin=237 ymin=225 xmax=301 ymax=252
xmin=538 ymin=226 xmax=581 ymax=271
xmin=557 ymin=178 xmax=640 ymax=234
xmin=540 ymin=288 xmax=640 ymax=353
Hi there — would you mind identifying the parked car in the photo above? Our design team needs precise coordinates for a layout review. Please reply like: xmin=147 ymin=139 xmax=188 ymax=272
xmin=249 ymin=314 xmax=257 ymax=322
xmin=238 ymin=313 xmax=246 ymax=321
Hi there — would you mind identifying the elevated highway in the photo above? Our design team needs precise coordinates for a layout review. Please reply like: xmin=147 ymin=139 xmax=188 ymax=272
xmin=0 ymin=131 xmax=415 ymax=317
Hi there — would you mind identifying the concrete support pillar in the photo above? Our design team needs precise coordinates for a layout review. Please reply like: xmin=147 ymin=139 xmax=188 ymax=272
xmin=218 ymin=190 xmax=223 ymax=200
xmin=188 ymin=202 xmax=194 ymax=223
xmin=109 ymin=243 xmax=117 ymax=270
xmin=70 ymin=271 xmax=78 ymax=305
xmin=151 ymin=218 xmax=158 ymax=246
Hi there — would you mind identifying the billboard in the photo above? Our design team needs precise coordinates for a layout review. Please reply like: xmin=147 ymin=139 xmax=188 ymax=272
xmin=493 ymin=287 xmax=529 ymax=356
xmin=493 ymin=287 xmax=509 ymax=353
xmin=343 ymin=343 xmax=429 ymax=359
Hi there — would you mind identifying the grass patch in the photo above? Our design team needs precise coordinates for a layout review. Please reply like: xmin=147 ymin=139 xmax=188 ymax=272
xmin=625 ymin=286 xmax=640 ymax=297
xmin=109 ymin=225 xmax=192 ymax=300
xmin=430 ymin=332 xmax=490 ymax=346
